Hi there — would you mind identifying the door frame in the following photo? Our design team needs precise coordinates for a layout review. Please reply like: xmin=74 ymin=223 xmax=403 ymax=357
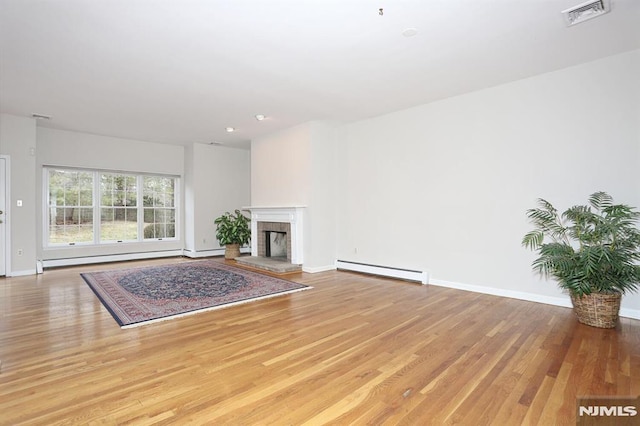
xmin=1 ymin=155 xmax=11 ymax=277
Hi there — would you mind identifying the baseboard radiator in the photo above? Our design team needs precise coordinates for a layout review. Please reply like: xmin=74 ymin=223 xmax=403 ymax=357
xmin=336 ymin=260 xmax=428 ymax=285
xmin=42 ymin=250 xmax=184 ymax=269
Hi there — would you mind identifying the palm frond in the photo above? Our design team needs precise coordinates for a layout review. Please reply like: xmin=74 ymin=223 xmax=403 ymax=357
xmin=525 ymin=199 xmax=570 ymax=244
xmin=589 ymin=191 xmax=613 ymax=211
xmin=522 ymin=231 xmax=544 ymax=249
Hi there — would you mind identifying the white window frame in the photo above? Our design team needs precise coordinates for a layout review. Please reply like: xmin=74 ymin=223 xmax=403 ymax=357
xmin=44 ymin=166 xmax=180 ymax=248
xmin=102 ymin=172 xmax=145 ymax=244
xmin=141 ymin=175 xmax=178 ymax=241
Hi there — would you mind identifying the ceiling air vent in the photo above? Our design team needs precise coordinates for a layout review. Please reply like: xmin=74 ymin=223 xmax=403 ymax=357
xmin=561 ymin=0 xmax=611 ymax=26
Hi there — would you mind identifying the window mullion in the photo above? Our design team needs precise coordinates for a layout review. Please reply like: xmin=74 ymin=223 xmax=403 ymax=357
xmin=137 ymin=175 xmax=143 ymax=242
xmin=43 ymin=169 xmax=50 ymax=247
xmin=94 ymin=171 xmax=100 ymax=245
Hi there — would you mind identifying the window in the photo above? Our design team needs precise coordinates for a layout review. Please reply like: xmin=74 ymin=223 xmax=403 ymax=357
xmin=48 ymin=169 xmax=94 ymax=244
xmin=100 ymin=173 xmax=138 ymax=242
xmin=45 ymin=167 xmax=179 ymax=246
xmin=143 ymin=176 xmax=176 ymax=239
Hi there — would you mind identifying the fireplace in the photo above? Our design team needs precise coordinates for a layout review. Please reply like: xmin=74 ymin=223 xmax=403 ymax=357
xmin=243 ymin=206 xmax=305 ymax=265
xmin=258 ymin=222 xmax=291 ymax=259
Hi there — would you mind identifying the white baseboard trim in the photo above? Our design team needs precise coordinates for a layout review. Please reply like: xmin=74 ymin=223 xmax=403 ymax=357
xmin=302 ymin=264 xmax=336 ymax=273
xmin=336 ymin=260 xmax=428 ymax=284
xmin=42 ymin=250 xmax=184 ymax=269
xmin=429 ymin=278 xmax=572 ymax=308
xmin=183 ymin=249 xmax=225 ymax=258
xmin=8 ymin=269 xmax=38 ymax=277
xmin=620 ymin=307 xmax=640 ymax=320
xmin=183 ymin=247 xmax=251 ymax=259
xmin=429 ymin=278 xmax=640 ymax=320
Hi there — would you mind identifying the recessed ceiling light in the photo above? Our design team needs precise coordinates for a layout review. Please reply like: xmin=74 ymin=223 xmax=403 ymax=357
xmin=402 ymin=28 xmax=418 ymax=37
xmin=255 ymin=114 xmax=266 ymax=121
xmin=31 ymin=113 xmax=51 ymax=120
xmin=225 ymin=127 xmax=235 ymax=133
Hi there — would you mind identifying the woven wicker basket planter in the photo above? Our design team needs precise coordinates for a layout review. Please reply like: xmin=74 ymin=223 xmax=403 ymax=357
xmin=224 ymin=243 xmax=241 ymax=260
xmin=570 ymin=292 xmax=621 ymax=328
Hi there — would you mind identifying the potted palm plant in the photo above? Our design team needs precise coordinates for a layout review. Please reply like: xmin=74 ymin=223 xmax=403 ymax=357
xmin=522 ymin=191 xmax=640 ymax=328
xmin=214 ymin=209 xmax=251 ymax=259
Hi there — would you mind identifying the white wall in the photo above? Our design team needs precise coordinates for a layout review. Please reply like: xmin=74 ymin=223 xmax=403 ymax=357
xmin=186 ymin=143 xmax=250 ymax=254
xmin=251 ymin=123 xmax=312 ymax=207
xmin=251 ymin=121 xmax=337 ymax=271
xmin=306 ymin=122 xmax=338 ymax=271
xmin=336 ymin=50 xmax=640 ymax=315
xmin=0 ymin=114 xmax=37 ymax=275
xmin=184 ymin=144 xmax=196 ymax=252
xmin=38 ymin=127 xmax=183 ymax=174
xmin=36 ymin=127 xmax=185 ymax=261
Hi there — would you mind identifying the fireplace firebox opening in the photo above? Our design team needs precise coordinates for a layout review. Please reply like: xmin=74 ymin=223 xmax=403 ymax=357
xmin=265 ymin=231 xmax=287 ymax=258
xmin=256 ymin=221 xmax=292 ymax=261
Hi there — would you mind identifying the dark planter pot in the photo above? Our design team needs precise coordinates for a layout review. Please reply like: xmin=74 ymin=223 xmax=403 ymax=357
xmin=570 ymin=291 xmax=621 ymax=328
xmin=224 ymin=243 xmax=241 ymax=260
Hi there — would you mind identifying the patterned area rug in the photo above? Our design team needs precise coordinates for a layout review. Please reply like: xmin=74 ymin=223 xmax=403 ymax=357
xmin=81 ymin=260 xmax=311 ymax=328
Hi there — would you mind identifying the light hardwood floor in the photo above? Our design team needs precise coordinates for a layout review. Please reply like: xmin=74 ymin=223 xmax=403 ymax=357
xmin=1 ymin=257 xmax=639 ymax=425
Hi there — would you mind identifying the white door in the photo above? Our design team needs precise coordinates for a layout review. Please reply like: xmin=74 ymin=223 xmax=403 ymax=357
xmin=0 ymin=157 xmax=6 ymax=276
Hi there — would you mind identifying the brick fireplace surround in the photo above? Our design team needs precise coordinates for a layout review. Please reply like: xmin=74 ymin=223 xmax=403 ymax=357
xmin=243 ymin=206 xmax=305 ymax=265
xmin=257 ymin=221 xmax=292 ymax=260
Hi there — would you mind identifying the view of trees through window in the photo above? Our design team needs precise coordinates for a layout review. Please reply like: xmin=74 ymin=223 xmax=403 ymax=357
xmin=47 ymin=168 xmax=177 ymax=246
xmin=143 ymin=176 xmax=176 ymax=239
xmin=100 ymin=173 xmax=138 ymax=241
xmin=48 ymin=169 xmax=94 ymax=244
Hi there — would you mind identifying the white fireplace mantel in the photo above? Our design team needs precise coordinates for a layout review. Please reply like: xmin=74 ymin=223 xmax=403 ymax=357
xmin=242 ymin=206 xmax=305 ymax=265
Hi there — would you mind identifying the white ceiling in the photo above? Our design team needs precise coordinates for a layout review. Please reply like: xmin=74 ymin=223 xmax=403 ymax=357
xmin=1 ymin=0 xmax=639 ymax=149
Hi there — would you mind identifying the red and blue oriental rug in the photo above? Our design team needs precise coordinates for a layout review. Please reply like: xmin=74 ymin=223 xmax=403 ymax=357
xmin=81 ymin=260 xmax=311 ymax=328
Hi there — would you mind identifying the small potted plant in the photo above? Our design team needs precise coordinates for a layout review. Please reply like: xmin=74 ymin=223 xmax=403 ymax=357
xmin=214 ymin=209 xmax=251 ymax=259
xmin=522 ymin=191 xmax=640 ymax=328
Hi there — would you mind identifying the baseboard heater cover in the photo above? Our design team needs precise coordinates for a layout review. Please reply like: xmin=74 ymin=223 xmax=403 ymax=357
xmin=336 ymin=260 xmax=428 ymax=284
xmin=42 ymin=250 xmax=184 ymax=269
xmin=183 ymin=247 xmax=250 ymax=259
